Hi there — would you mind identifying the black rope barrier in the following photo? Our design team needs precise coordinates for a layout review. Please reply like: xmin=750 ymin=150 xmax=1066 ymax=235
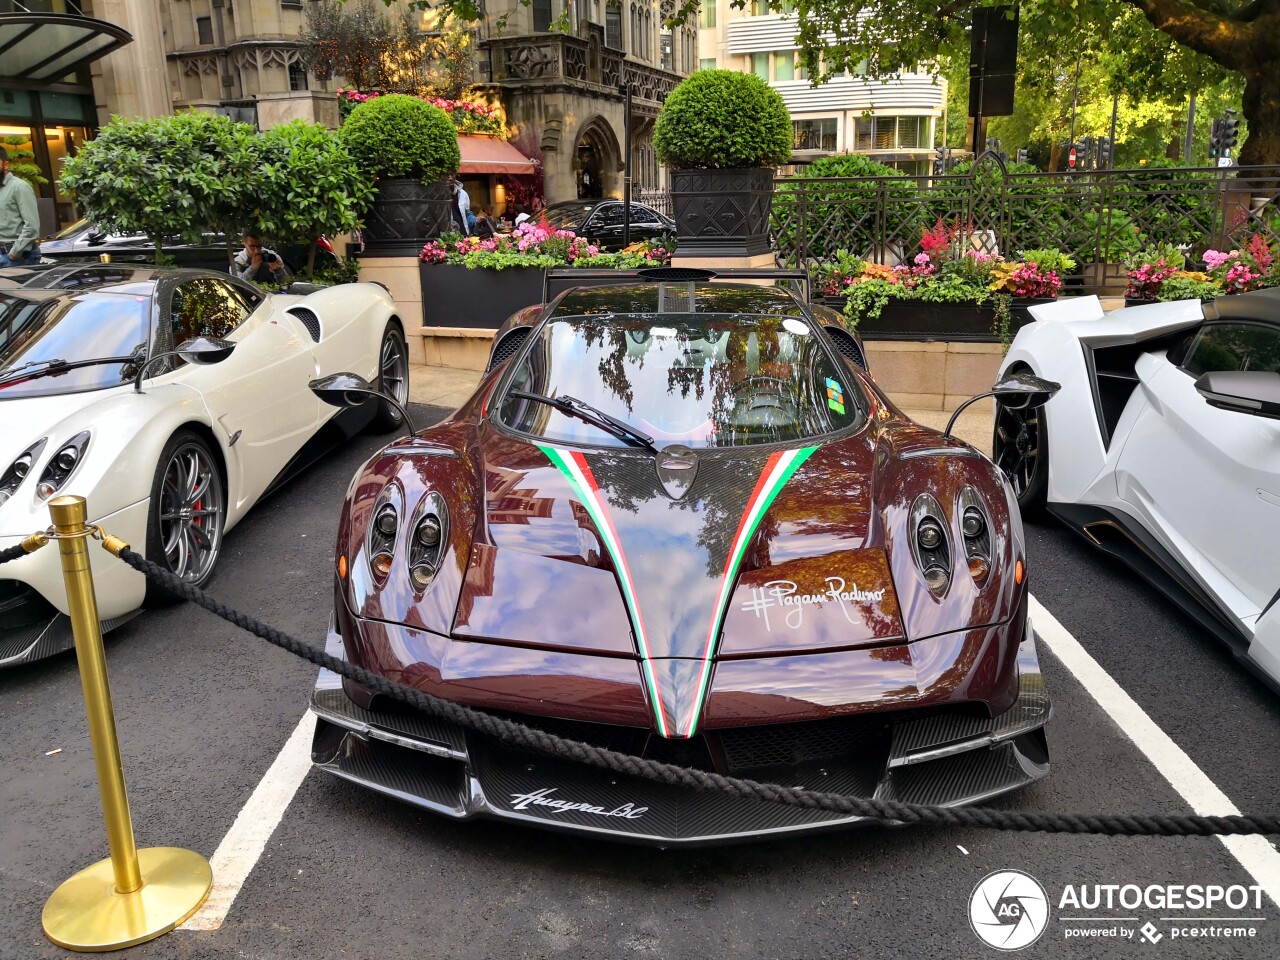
xmin=0 ymin=542 xmax=38 ymax=565
xmin=115 ymin=544 xmax=1280 ymax=838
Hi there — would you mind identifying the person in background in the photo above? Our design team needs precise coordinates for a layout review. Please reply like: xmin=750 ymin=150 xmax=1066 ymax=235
xmin=473 ymin=206 xmax=497 ymax=239
xmin=0 ymin=146 xmax=41 ymax=268
xmin=513 ymin=204 xmax=531 ymax=227
xmin=450 ymin=179 xmax=471 ymax=235
xmin=233 ymin=229 xmax=292 ymax=284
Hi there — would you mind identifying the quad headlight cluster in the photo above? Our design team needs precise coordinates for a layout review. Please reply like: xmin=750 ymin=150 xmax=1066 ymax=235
xmin=364 ymin=486 xmax=449 ymax=592
xmin=909 ymin=487 xmax=993 ymax=597
xmin=0 ymin=432 xmax=91 ymax=508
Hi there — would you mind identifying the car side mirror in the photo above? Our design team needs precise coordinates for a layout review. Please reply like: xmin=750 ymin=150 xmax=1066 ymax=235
xmin=133 ymin=337 xmax=236 ymax=392
xmin=991 ymin=371 xmax=1062 ymax=411
xmin=310 ymin=371 xmax=416 ymax=436
xmin=943 ymin=371 xmax=1061 ymax=438
xmin=1195 ymin=370 xmax=1280 ymax=420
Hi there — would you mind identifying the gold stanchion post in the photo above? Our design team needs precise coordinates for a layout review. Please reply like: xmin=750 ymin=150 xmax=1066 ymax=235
xmin=41 ymin=495 xmax=212 ymax=952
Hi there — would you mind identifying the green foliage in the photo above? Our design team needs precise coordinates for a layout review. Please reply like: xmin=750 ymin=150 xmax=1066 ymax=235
xmin=1 ymin=135 xmax=47 ymax=187
xmin=256 ymin=121 xmax=373 ymax=277
xmin=1157 ymin=274 xmax=1221 ymax=301
xmin=60 ymin=112 xmax=261 ymax=264
xmin=313 ymin=256 xmax=362 ymax=285
xmin=1125 ymin=242 xmax=1185 ymax=273
xmin=338 ymin=94 xmax=460 ymax=182
xmin=1016 ymin=248 xmax=1077 ymax=273
xmin=1082 ymin=207 xmax=1145 ymax=262
xmin=654 ymin=70 xmax=792 ymax=169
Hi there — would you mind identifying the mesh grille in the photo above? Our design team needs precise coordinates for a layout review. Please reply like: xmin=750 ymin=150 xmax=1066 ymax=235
xmin=486 ymin=327 xmax=531 ymax=372
xmin=287 ymin=307 xmax=321 ymax=342
xmin=825 ymin=326 xmax=867 ymax=370
xmin=717 ymin=714 xmax=892 ymax=771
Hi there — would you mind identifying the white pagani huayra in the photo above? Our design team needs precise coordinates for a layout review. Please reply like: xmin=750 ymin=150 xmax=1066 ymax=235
xmin=0 ymin=263 xmax=408 ymax=667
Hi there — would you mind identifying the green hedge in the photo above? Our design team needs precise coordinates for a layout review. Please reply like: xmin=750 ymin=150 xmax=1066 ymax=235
xmin=654 ymin=70 xmax=792 ymax=170
xmin=338 ymin=93 xmax=460 ymax=182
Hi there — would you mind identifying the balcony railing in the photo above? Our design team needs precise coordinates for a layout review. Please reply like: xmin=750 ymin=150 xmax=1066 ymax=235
xmin=485 ymin=34 xmax=682 ymax=106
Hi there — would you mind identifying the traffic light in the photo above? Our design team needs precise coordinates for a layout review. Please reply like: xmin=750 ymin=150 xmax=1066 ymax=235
xmin=935 ymin=145 xmax=951 ymax=173
xmin=1097 ymin=137 xmax=1112 ymax=168
xmin=1209 ymin=118 xmax=1222 ymax=159
xmin=1015 ymin=147 xmax=1029 ymax=164
xmin=1222 ymin=117 xmax=1240 ymax=151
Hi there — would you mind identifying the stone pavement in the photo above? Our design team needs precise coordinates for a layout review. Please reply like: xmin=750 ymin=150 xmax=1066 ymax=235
xmin=408 ymin=364 xmax=995 ymax=455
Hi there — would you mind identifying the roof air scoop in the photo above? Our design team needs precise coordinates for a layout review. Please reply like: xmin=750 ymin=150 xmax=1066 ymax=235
xmin=636 ymin=267 xmax=717 ymax=282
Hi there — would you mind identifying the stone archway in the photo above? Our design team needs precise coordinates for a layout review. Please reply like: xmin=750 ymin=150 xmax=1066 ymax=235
xmin=572 ymin=115 xmax=621 ymax=200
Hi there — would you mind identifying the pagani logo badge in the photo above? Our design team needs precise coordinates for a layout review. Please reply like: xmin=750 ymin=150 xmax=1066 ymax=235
xmin=740 ymin=577 xmax=887 ymax=632
xmin=969 ymin=870 xmax=1050 ymax=951
xmin=509 ymin=787 xmax=648 ymax=820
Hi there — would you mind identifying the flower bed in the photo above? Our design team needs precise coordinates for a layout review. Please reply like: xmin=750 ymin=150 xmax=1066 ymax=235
xmin=418 ymin=223 xmax=674 ymax=328
xmin=820 ymin=220 xmax=1070 ymax=344
xmin=1125 ymin=234 xmax=1280 ymax=302
xmin=338 ymin=90 xmax=506 ymax=137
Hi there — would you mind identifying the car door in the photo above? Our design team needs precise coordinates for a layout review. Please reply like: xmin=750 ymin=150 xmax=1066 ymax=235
xmin=583 ymin=202 xmax=626 ymax=248
xmin=160 ymin=276 xmax=318 ymax=515
xmin=1113 ymin=320 xmax=1280 ymax=620
xmin=630 ymin=204 xmax=669 ymax=242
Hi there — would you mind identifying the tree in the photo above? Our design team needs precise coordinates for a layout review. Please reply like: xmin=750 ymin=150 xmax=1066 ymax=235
xmin=59 ymin=112 xmax=260 ymax=264
xmin=304 ymin=0 xmax=396 ymax=92
xmin=631 ymin=0 xmax=1274 ymax=166
xmin=1 ymin=135 xmax=47 ymax=188
xmin=256 ymin=121 xmax=373 ymax=277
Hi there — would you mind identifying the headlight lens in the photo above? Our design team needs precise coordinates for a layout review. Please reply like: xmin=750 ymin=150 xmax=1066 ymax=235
xmin=0 ymin=438 xmax=47 ymax=506
xmin=957 ymin=487 xmax=992 ymax=587
xmin=36 ymin=432 xmax=89 ymax=501
xmin=365 ymin=487 xmax=401 ymax=581
xmin=909 ymin=494 xmax=951 ymax=598
xmin=408 ymin=492 xmax=449 ymax=592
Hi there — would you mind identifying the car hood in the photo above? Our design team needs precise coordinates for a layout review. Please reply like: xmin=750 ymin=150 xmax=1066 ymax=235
xmin=0 ymin=388 xmax=112 ymax=469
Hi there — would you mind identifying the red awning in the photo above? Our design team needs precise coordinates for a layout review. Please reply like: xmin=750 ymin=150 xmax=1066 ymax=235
xmin=457 ymin=135 xmax=537 ymax=176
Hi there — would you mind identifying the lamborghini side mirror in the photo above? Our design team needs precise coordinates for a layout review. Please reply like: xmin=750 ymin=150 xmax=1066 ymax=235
xmin=1195 ymin=370 xmax=1280 ymax=420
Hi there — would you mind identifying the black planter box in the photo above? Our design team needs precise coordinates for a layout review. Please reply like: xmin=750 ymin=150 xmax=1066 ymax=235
xmin=833 ymin=296 xmax=1059 ymax=341
xmin=364 ymin=178 xmax=452 ymax=255
xmin=420 ymin=264 xmax=546 ymax=329
xmin=669 ymin=167 xmax=774 ymax=257
xmin=1125 ymin=296 xmax=1157 ymax=308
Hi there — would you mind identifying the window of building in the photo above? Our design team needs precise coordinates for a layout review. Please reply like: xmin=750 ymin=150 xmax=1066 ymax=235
xmin=793 ymin=118 xmax=837 ymax=152
xmin=854 ymin=116 xmax=873 ymax=151
xmin=605 ymin=2 xmax=622 ymax=47
xmin=794 ymin=53 xmax=808 ymax=80
xmin=288 ymin=61 xmax=308 ymax=91
xmin=774 ymin=53 xmax=794 ymax=81
xmin=699 ymin=57 xmax=716 ymax=70
xmin=699 ymin=2 xmax=715 ymax=27
xmin=196 ymin=16 xmax=213 ymax=45
xmin=533 ymin=0 xmax=553 ymax=32
xmin=661 ymin=32 xmax=672 ymax=69
xmin=873 ymin=117 xmax=895 ymax=150
xmin=752 ymin=0 xmax=770 ymax=13
xmin=751 ymin=52 xmax=769 ymax=79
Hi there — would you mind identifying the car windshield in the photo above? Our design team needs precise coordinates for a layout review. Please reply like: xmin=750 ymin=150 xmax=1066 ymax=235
xmin=498 ymin=314 xmax=865 ymax=449
xmin=541 ymin=203 xmax=592 ymax=230
xmin=0 ymin=292 xmax=151 ymax=399
xmin=50 ymin=218 xmax=91 ymax=241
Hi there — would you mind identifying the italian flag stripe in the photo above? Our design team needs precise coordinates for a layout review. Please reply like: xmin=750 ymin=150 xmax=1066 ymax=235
xmin=681 ymin=445 xmax=820 ymax=736
xmin=538 ymin=444 xmax=670 ymax=737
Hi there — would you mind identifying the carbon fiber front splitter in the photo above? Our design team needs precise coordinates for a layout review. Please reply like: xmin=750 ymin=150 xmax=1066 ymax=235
xmin=309 ymin=631 xmax=1052 ymax=846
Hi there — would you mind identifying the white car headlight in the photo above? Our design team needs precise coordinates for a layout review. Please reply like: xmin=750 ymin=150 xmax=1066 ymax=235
xmin=0 ymin=438 xmax=47 ymax=507
xmin=36 ymin=431 xmax=90 ymax=501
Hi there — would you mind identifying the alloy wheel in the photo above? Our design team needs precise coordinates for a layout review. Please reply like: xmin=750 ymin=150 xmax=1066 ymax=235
xmin=157 ymin=442 xmax=223 ymax=583
xmin=381 ymin=331 xmax=408 ymax=421
xmin=994 ymin=405 xmax=1041 ymax=499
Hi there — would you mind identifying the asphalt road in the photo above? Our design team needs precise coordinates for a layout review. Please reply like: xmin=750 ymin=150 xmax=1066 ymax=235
xmin=2 ymin=403 xmax=1279 ymax=960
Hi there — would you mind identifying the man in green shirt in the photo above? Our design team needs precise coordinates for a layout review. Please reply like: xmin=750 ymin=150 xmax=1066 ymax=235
xmin=0 ymin=146 xmax=41 ymax=267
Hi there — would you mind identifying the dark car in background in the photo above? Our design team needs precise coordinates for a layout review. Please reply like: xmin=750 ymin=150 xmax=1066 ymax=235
xmin=540 ymin=200 xmax=674 ymax=250
xmin=39 ymin=220 xmax=339 ymax=275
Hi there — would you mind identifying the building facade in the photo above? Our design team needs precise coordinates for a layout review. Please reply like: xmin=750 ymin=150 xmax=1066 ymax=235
xmin=480 ymin=0 xmax=693 ymax=204
xmin=697 ymin=0 xmax=945 ymax=174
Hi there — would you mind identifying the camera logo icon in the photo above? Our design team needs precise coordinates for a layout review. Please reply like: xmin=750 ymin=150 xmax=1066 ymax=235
xmin=969 ymin=869 xmax=1050 ymax=951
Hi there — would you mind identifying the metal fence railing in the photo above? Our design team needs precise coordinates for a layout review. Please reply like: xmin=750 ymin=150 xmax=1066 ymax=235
xmin=634 ymin=189 xmax=673 ymax=219
xmin=645 ymin=154 xmax=1280 ymax=295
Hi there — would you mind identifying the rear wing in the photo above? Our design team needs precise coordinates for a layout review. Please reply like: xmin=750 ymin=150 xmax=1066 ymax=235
xmin=542 ymin=266 xmax=810 ymax=306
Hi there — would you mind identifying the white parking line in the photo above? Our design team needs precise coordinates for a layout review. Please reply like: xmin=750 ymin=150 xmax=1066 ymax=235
xmin=179 ymin=711 xmax=316 ymax=931
xmin=1030 ymin=594 xmax=1280 ymax=907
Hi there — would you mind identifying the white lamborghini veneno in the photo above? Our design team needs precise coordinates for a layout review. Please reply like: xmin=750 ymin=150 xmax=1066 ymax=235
xmin=0 ymin=263 xmax=409 ymax=667
xmin=995 ymin=288 xmax=1280 ymax=691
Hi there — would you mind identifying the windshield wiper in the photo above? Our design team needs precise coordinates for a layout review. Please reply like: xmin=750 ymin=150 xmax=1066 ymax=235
xmin=0 ymin=351 xmax=144 ymax=388
xmin=510 ymin=391 xmax=658 ymax=453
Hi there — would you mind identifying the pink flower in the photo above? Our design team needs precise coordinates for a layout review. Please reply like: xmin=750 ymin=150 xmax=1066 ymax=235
xmin=914 ymin=252 xmax=931 ymax=267
xmin=1203 ymin=249 xmax=1238 ymax=270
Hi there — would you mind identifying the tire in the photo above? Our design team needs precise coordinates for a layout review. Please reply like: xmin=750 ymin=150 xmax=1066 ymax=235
xmin=367 ymin=321 xmax=409 ymax=434
xmin=993 ymin=367 xmax=1049 ymax=515
xmin=143 ymin=430 xmax=226 ymax=607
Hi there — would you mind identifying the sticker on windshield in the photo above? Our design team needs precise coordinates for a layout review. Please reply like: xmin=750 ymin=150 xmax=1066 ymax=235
xmin=825 ymin=377 xmax=846 ymax=415
xmin=783 ymin=318 xmax=810 ymax=336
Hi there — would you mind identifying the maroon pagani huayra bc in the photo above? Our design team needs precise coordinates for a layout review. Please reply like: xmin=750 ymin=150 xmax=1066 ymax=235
xmin=309 ymin=268 xmax=1054 ymax=845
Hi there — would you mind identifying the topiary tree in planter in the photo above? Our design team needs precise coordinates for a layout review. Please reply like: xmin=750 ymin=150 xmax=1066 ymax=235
xmin=654 ymin=70 xmax=793 ymax=257
xmin=257 ymin=121 xmax=373 ymax=278
xmin=338 ymin=93 xmax=461 ymax=251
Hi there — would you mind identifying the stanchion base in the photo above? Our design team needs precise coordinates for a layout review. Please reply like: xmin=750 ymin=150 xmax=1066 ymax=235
xmin=42 ymin=847 xmax=212 ymax=952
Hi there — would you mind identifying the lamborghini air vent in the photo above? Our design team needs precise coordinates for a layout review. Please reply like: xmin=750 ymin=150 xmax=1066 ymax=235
xmin=486 ymin=327 xmax=531 ymax=372
xmin=287 ymin=307 xmax=321 ymax=343
xmin=823 ymin=325 xmax=868 ymax=370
